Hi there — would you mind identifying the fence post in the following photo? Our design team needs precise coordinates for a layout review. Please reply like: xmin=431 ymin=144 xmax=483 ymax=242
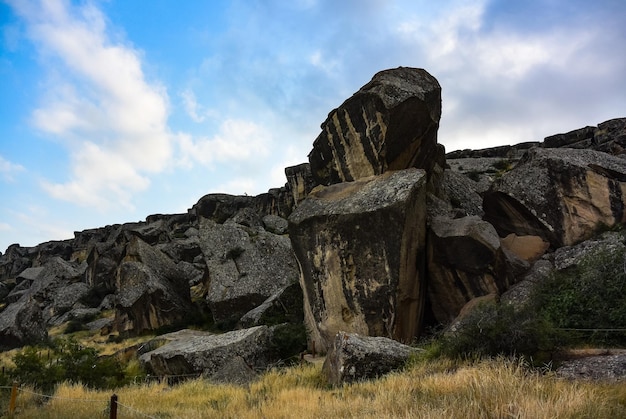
xmin=109 ymin=394 xmax=118 ymax=419
xmin=8 ymin=381 xmax=18 ymax=417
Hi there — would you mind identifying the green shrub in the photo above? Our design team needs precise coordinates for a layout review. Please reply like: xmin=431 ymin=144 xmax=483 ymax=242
xmin=438 ymin=301 xmax=561 ymax=362
xmin=534 ymin=245 xmax=626 ymax=346
xmin=8 ymin=338 xmax=131 ymax=391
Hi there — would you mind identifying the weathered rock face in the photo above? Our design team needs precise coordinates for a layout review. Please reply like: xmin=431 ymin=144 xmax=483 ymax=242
xmin=322 ymin=331 xmax=418 ymax=386
xmin=285 ymin=163 xmax=318 ymax=207
xmin=0 ymin=256 xmax=85 ymax=348
xmin=0 ymin=301 xmax=47 ymax=349
xmin=113 ymin=236 xmax=196 ymax=335
xmin=484 ymin=147 xmax=626 ymax=248
xmin=544 ymin=117 xmax=626 ymax=156
xmin=198 ymin=218 xmax=300 ymax=326
xmin=500 ymin=234 xmax=550 ymax=263
xmin=427 ymin=216 xmax=518 ymax=324
xmin=139 ymin=326 xmax=276 ymax=383
xmin=289 ymin=168 xmax=427 ymax=352
xmin=238 ymin=282 xmax=303 ymax=329
xmin=309 ymin=67 xmax=442 ymax=186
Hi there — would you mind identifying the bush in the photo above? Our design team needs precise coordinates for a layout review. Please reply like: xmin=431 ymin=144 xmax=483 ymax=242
xmin=8 ymin=338 xmax=131 ymax=391
xmin=534 ymin=245 xmax=626 ymax=346
xmin=438 ymin=301 xmax=561 ymax=362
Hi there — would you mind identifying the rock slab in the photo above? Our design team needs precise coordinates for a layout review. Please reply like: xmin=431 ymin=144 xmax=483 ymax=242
xmin=289 ymin=168 xmax=427 ymax=352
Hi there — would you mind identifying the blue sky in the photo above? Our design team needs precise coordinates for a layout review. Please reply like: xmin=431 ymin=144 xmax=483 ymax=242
xmin=1 ymin=0 xmax=625 ymax=253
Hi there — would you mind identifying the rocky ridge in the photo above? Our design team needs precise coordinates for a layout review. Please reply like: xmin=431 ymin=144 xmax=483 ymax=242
xmin=1 ymin=67 xmax=625 ymax=384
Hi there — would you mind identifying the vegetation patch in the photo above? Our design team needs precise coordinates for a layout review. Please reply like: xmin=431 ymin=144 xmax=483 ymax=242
xmin=534 ymin=244 xmax=626 ymax=347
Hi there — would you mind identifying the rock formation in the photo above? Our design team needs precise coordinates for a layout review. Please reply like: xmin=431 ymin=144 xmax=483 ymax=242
xmin=289 ymin=169 xmax=427 ymax=352
xmin=322 ymin=331 xmax=419 ymax=386
xmin=483 ymin=147 xmax=626 ymax=248
xmin=0 ymin=67 xmax=625 ymax=385
xmin=308 ymin=67 xmax=443 ymax=186
xmin=139 ymin=326 xmax=278 ymax=383
xmin=426 ymin=216 xmax=518 ymax=324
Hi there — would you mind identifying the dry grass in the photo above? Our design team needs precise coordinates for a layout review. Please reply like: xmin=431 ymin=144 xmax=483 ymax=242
xmin=7 ymin=357 xmax=626 ymax=419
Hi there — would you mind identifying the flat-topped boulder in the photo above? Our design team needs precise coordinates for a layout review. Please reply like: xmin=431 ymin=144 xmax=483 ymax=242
xmin=289 ymin=168 xmax=427 ymax=352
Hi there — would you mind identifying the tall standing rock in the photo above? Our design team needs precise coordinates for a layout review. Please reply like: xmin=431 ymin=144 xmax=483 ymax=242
xmin=308 ymin=67 xmax=442 ymax=186
xmin=289 ymin=168 xmax=427 ymax=353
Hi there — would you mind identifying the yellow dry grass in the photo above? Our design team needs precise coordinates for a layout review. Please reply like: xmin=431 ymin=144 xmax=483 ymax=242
xmin=6 ymin=358 xmax=626 ymax=419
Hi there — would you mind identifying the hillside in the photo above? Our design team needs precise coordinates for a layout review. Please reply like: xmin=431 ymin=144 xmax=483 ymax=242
xmin=0 ymin=67 xmax=625 ymax=390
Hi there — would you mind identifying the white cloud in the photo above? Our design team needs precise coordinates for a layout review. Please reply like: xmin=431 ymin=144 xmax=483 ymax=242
xmin=176 ymin=118 xmax=272 ymax=168
xmin=0 ymin=155 xmax=25 ymax=182
xmin=9 ymin=0 xmax=172 ymax=208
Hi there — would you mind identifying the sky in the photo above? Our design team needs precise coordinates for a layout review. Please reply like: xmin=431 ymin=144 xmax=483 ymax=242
xmin=0 ymin=0 xmax=625 ymax=253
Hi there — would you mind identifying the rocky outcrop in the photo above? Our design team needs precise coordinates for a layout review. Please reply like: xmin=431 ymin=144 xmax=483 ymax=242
xmin=139 ymin=326 xmax=278 ymax=383
xmin=322 ymin=331 xmax=419 ymax=386
xmin=238 ymin=282 xmax=303 ymax=328
xmin=0 ymin=257 xmax=85 ymax=348
xmin=308 ymin=67 xmax=442 ymax=186
xmin=289 ymin=168 xmax=427 ymax=352
xmin=113 ymin=236 xmax=196 ymax=335
xmin=427 ymin=216 xmax=521 ymax=323
xmin=484 ymin=147 xmax=626 ymax=248
xmin=285 ymin=163 xmax=317 ymax=207
xmin=556 ymin=352 xmax=626 ymax=381
xmin=544 ymin=118 xmax=626 ymax=156
xmin=198 ymin=218 xmax=300 ymax=327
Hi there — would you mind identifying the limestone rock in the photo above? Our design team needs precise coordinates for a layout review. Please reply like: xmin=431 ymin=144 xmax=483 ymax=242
xmin=0 ymin=301 xmax=47 ymax=349
xmin=544 ymin=118 xmax=626 ymax=156
xmin=322 ymin=331 xmax=418 ymax=386
xmin=427 ymin=216 xmax=515 ymax=324
xmin=484 ymin=147 xmax=626 ymax=248
xmin=262 ymin=214 xmax=289 ymax=235
xmin=238 ymin=282 xmax=304 ymax=328
xmin=139 ymin=326 xmax=275 ymax=382
xmin=552 ymin=231 xmax=625 ymax=271
xmin=501 ymin=259 xmax=554 ymax=308
xmin=289 ymin=168 xmax=427 ymax=352
xmin=285 ymin=163 xmax=318 ymax=207
xmin=309 ymin=67 xmax=441 ymax=186
xmin=440 ymin=169 xmax=485 ymax=217
xmin=198 ymin=218 xmax=300 ymax=326
xmin=0 ymin=257 xmax=82 ymax=348
xmin=113 ymin=236 xmax=196 ymax=335
xmin=500 ymin=234 xmax=550 ymax=263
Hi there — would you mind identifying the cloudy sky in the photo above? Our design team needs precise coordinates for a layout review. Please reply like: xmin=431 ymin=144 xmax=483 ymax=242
xmin=1 ymin=0 xmax=625 ymax=252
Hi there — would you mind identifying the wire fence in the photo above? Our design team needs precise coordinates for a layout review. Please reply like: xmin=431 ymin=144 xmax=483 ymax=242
xmin=0 ymin=380 xmax=174 ymax=418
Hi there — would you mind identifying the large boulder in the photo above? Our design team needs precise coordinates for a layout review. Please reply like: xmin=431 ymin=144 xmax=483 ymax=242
xmin=322 ymin=331 xmax=418 ymax=386
xmin=427 ymin=216 xmax=518 ymax=324
xmin=289 ymin=168 xmax=427 ymax=352
xmin=198 ymin=218 xmax=300 ymax=327
xmin=113 ymin=236 xmax=196 ymax=335
xmin=139 ymin=326 xmax=277 ymax=383
xmin=484 ymin=147 xmax=626 ymax=248
xmin=0 ymin=301 xmax=47 ymax=349
xmin=308 ymin=67 xmax=442 ymax=186
xmin=0 ymin=257 xmax=83 ymax=348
